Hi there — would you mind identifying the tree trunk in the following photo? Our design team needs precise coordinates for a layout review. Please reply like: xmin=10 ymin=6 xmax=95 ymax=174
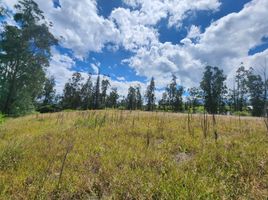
xmin=3 ymin=64 xmax=18 ymax=114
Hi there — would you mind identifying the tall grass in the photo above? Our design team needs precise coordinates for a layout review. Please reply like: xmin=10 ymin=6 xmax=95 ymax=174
xmin=0 ymin=110 xmax=267 ymax=199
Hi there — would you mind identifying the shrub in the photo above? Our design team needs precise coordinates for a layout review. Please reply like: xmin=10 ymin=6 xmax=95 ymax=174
xmin=37 ymin=105 xmax=56 ymax=113
xmin=233 ymin=111 xmax=251 ymax=117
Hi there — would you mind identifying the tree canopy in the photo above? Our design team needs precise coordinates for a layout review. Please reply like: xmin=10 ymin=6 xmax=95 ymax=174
xmin=0 ymin=0 xmax=57 ymax=115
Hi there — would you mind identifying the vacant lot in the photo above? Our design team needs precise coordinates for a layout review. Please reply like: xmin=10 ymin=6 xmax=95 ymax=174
xmin=0 ymin=110 xmax=267 ymax=199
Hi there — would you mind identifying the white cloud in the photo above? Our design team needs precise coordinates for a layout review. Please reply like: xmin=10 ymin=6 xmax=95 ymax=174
xmin=34 ymin=0 xmax=120 ymax=59
xmin=116 ymin=76 xmax=126 ymax=81
xmin=90 ymin=63 xmax=100 ymax=74
xmin=110 ymin=8 xmax=159 ymax=52
xmin=47 ymin=49 xmax=149 ymax=98
xmin=122 ymin=0 xmax=221 ymax=28
xmin=124 ymin=0 xmax=268 ymax=88
xmin=186 ymin=0 xmax=268 ymax=80
xmin=187 ymin=25 xmax=201 ymax=40
xmin=166 ymin=0 xmax=221 ymax=28
xmin=1 ymin=0 xmax=17 ymax=9
xmin=46 ymin=48 xmax=76 ymax=93
xmin=2 ymin=0 xmax=268 ymax=96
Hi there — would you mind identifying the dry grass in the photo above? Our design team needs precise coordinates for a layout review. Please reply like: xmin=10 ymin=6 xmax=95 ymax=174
xmin=0 ymin=110 xmax=267 ymax=199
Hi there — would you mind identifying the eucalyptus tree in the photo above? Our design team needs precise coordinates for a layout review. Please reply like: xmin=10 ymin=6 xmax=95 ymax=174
xmin=81 ymin=74 xmax=93 ymax=110
xmin=166 ymin=74 xmax=184 ymax=112
xmin=62 ymin=72 xmax=84 ymax=109
xmin=235 ymin=65 xmax=248 ymax=111
xmin=187 ymin=87 xmax=201 ymax=113
xmin=145 ymin=77 xmax=156 ymax=111
xmin=246 ymin=68 xmax=265 ymax=116
xmin=200 ymin=66 xmax=227 ymax=114
xmin=126 ymin=86 xmax=137 ymax=110
xmin=100 ymin=79 xmax=110 ymax=108
xmin=135 ymin=85 xmax=143 ymax=110
xmin=0 ymin=0 xmax=57 ymax=115
xmin=93 ymin=74 xmax=101 ymax=109
xmin=107 ymin=87 xmax=119 ymax=108
xmin=41 ymin=76 xmax=56 ymax=106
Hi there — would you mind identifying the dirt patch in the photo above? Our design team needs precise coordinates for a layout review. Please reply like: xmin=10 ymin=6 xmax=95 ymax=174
xmin=154 ymin=138 xmax=165 ymax=145
xmin=173 ymin=152 xmax=193 ymax=163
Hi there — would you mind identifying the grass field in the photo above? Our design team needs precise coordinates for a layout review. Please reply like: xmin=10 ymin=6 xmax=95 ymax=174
xmin=0 ymin=110 xmax=267 ymax=199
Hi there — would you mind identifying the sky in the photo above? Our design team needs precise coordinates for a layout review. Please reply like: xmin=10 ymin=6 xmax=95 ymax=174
xmin=2 ymin=0 xmax=268 ymax=99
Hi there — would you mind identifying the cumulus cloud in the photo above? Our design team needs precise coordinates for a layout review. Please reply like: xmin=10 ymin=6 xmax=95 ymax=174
xmin=122 ymin=0 xmax=221 ymax=28
xmin=124 ymin=0 xmax=268 ymax=88
xmin=124 ymin=42 xmax=204 ymax=88
xmin=46 ymin=48 xmax=76 ymax=92
xmin=35 ymin=0 xmax=120 ymax=59
xmin=116 ymin=76 xmax=126 ymax=81
xmin=2 ymin=0 xmax=268 ymax=97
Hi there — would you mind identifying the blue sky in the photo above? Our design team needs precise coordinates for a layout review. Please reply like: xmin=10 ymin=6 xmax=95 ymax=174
xmin=2 ymin=0 xmax=268 ymax=98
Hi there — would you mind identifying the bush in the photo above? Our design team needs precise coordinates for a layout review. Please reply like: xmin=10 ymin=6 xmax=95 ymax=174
xmin=233 ymin=111 xmax=251 ymax=117
xmin=37 ymin=105 xmax=56 ymax=113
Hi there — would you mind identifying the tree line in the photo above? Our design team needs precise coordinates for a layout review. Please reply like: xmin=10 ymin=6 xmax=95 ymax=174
xmin=33 ymin=64 xmax=267 ymax=118
xmin=0 ymin=0 xmax=267 ymax=117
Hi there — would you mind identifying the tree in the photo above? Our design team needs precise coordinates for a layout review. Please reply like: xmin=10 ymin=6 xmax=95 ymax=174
xmin=36 ymin=76 xmax=57 ymax=113
xmin=62 ymin=72 xmax=83 ymax=109
xmin=247 ymin=68 xmax=265 ymax=116
xmin=119 ymin=96 xmax=127 ymax=109
xmin=159 ymin=92 xmax=168 ymax=110
xmin=126 ymin=86 xmax=137 ymax=110
xmin=235 ymin=65 xmax=248 ymax=111
xmin=166 ymin=75 xmax=177 ymax=110
xmin=81 ymin=74 xmax=93 ymax=110
xmin=107 ymin=88 xmax=119 ymax=108
xmin=93 ymin=74 xmax=101 ymax=109
xmin=166 ymin=74 xmax=184 ymax=112
xmin=135 ymin=85 xmax=143 ymax=110
xmin=145 ymin=77 xmax=156 ymax=111
xmin=42 ymin=77 xmax=56 ymax=106
xmin=100 ymin=79 xmax=110 ymax=108
xmin=200 ymin=66 xmax=227 ymax=114
xmin=0 ymin=0 xmax=57 ymax=115
xmin=187 ymin=87 xmax=201 ymax=113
